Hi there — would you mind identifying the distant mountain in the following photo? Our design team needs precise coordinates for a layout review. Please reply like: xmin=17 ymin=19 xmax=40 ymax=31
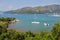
xmin=4 ymin=4 xmax=60 ymax=14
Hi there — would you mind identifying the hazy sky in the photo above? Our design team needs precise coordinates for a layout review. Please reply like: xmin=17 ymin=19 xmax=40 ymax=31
xmin=0 ymin=0 xmax=60 ymax=11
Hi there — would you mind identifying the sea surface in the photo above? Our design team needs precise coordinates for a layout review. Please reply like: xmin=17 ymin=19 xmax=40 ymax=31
xmin=0 ymin=13 xmax=60 ymax=33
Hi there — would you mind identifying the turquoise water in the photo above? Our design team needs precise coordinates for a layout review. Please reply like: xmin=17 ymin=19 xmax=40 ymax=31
xmin=0 ymin=13 xmax=60 ymax=33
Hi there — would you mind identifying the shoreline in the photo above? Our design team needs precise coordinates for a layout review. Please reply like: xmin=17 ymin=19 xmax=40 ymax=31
xmin=11 ymin=19 xmax=20 ymax=23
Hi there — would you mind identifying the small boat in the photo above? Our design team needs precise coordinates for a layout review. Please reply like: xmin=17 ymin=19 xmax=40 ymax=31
xmin=32 ymin=21 xmax=40 ymax=24
xmin=44 ymin=23 xmax=49 ymax=26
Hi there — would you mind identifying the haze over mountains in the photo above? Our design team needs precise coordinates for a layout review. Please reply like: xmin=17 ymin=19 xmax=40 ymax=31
xmin=5 ymin=4 xmax=60 ymax=14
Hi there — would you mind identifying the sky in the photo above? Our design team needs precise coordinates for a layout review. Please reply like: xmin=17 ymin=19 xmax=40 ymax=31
xmin=0 ymin=0 xmax=60 ymax=11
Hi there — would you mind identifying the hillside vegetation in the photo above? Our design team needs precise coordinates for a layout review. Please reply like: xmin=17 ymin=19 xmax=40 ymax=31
xmin=0 ymin=17 xmax=60 ymax=40
xmin=5 ymin=4 xmax=60 ymax=14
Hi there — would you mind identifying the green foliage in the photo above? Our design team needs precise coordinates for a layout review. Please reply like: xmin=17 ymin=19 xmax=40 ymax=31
xmin=51 ymin=23 xmax=60 ymax=40
xmin=0 ymin=17 xmax=16 ymax=22
xmin=25 ymin=31 xmax=35 ymax=37
xmin=0 ymin=18 xmax=60 ymax=40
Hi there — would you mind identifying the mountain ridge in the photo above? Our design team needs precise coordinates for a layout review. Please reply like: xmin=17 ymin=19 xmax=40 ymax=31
xmin=4 ymin=4 xmax=60 ymax=14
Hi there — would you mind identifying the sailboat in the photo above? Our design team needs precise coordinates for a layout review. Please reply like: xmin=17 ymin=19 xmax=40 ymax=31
xmin=32 ymin=10 xmax=40 ymax=24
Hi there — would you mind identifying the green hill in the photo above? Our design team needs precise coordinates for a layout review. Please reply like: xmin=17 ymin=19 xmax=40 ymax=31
xmin=4 ymin=4 xmax=60 ymax=14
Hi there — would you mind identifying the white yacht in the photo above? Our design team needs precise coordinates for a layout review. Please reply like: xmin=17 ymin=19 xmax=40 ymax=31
xmin=32 ymin=21 xmax=40 ymax=24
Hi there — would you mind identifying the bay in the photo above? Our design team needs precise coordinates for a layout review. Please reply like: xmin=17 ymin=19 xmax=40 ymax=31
xmin=0 ymin=13 xmax=60 ymax=33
